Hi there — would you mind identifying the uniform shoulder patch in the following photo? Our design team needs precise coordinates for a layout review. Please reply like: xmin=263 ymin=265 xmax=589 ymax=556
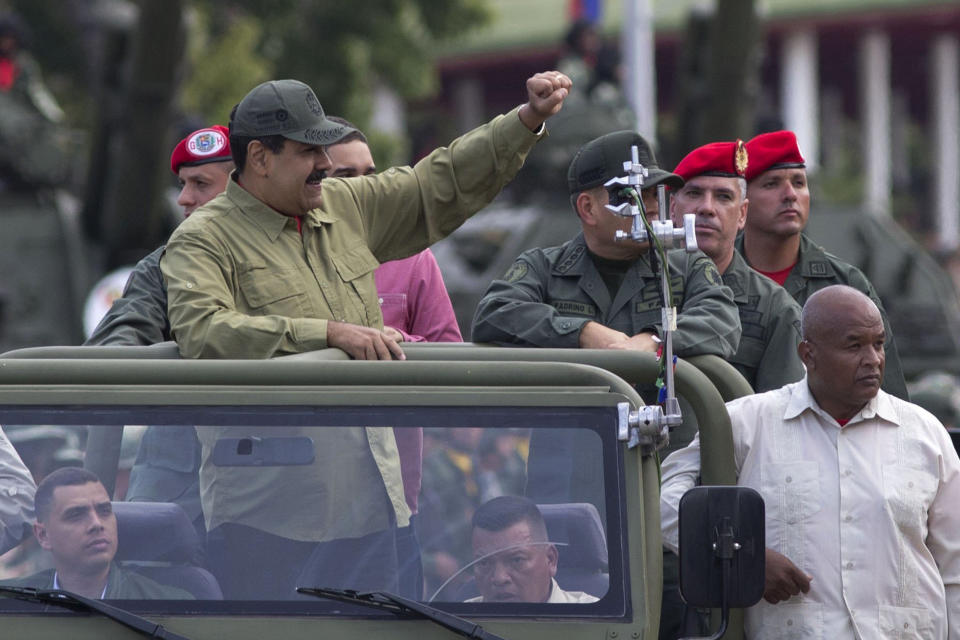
xmin=503 ymin=260 xmax=529 ymax=283
xmin=702 ymin=261 xmax=723 ymax=287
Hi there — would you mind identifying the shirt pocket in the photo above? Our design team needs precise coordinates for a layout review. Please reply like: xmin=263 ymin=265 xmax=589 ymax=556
xmin=881 ymin=465 xmax=938 ymax=535
xmin=761 ymin=461 xmax=822 ymax=524
xmin=756 ymin=602 xmax=823 ymax=639
xmin=238 ymin=265 xmax=308 ymax=316
xmin=331 ymin=244 xmax=381 ymax=325
xmin=878 ymin=604 xmax=933 ymax=639
xmin=378 ymin=292 xmax=408 ymax=329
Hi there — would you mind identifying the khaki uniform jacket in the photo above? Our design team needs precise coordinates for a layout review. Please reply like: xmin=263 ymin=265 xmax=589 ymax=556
xmin=735 ymin=233 xmax=909 ymax=399
xmin=471 ymin=233 xmax=740 ymax=358
xmin=160 ymin=108 xmax=541 ymax=542
xmin=722 ymin=251 xmax=804 ymax=392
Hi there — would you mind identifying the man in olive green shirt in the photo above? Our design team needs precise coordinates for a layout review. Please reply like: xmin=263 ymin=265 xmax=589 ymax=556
xmin=161 ymin=73 xmax=571 ymax=599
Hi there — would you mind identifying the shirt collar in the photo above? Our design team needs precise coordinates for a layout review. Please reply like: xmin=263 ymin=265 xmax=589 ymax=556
xmin=224 ymin=177 xmax=337 ymax=242
xmin=783 ymin=375 xmax=899 ymax=426
xmin=52 ymin=570 xmax=109 ymax=599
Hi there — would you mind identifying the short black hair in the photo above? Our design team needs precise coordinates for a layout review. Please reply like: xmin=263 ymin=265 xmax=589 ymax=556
xmin=228 ymin=103 xmax=286 ymax=173
xmin=327 ymin=116 xmax=367 ymax=145
xmin=34 ymin=467 xmax=101 ymax=523
xmin=472 ymin=496 xmax=549 ymax=540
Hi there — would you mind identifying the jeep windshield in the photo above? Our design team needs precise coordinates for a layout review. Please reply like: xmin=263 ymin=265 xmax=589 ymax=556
xmin=0 ymin=356 xmax=637 ymax=632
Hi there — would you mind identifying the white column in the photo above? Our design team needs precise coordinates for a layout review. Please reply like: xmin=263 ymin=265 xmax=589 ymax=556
xmin=932 ymin=34 xmax=960 ymax=251
xmin=780 ymin=28 xmax=819 ymax=172
xmin=859 ymin=29 xmax=892 ymax=217
xmin=451 ymin=76 xmax=485 ymax=133
xmin=621 ymin=0 xmax=657 ymax=143
xmin=371 ymin=81 xmax=405 ymax=135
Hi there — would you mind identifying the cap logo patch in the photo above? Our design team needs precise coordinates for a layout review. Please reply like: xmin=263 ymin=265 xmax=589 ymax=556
xmin=187 ymin=130 xmax=227 ymax=157
xmin=734 ymin=139 xmax=748 ymax=177
xmin=305 ymin=92 xmax=323 ymax=116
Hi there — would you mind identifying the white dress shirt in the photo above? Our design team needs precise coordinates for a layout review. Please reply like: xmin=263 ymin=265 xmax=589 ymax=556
xmin=661 ymin=378 xmax=960 ymax=639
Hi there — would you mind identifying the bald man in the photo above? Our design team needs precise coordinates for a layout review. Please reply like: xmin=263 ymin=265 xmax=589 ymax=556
xmin=661 ymin=285 xmax=960 ymax=639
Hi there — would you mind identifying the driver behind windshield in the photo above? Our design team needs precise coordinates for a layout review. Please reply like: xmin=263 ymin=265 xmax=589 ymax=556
xmin=467 ymin=496 xmax=597 ymax=603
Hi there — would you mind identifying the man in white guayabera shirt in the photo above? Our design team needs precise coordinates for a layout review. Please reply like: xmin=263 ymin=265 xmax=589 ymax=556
xmin=660 ymin=284 xmax=960 ymax=639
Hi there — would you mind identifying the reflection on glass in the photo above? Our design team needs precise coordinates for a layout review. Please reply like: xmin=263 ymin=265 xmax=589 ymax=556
xmin=0 ymin=420 xmax=610 ymax=607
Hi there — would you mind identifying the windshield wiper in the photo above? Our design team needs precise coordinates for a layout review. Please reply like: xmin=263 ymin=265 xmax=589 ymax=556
xmin=297 ymin=587 xmax=506 ymax=640
xmin=0 ymin=585 xmax=190 ymax=640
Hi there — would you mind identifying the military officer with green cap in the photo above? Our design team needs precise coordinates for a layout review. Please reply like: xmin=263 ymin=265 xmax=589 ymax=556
xmin=160 ymin=72 xmax=572 ymax=600
xmin=735 ymin=130 xmax=909 ymax=399
xmin=471 ymin=131 xmax=740 ymax=535
xmin=471 ymin=130 xmax=739 ymax=358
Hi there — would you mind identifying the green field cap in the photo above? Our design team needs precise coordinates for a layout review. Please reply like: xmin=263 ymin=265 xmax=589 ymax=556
xmin=230 ymin=79 xmax=356 ymax=146
xmin=568 ymin=130 xmax=683 ymax=193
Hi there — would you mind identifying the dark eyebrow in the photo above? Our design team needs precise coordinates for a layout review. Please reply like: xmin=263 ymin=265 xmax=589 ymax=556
xmin=63 ymin=505 xmax=90 ymax=519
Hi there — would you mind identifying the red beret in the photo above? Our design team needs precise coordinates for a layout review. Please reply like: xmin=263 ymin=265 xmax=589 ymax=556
xmin=743 ymin=130 xmax=805 ymax=182
xmin=673 ymin=140 xmax=749 ymax=182
xmin=170 ymin=125 xmax=231 ymax=175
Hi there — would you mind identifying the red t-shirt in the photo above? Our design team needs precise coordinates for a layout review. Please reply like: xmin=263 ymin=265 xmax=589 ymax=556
xmin=755 ymin=262 xmax=796 ymax=286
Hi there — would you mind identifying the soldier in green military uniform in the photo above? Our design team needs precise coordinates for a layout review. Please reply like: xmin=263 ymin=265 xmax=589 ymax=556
xmin=736 ymin=130 xmax=909 ymax=399
xmin=663 ymin=138 xmax=805 ymax=640
xmin=471 ymin=130 xmax=740 ymax=358
xmin=670 ymin=139 xmax=804 ymax=392
xmin=471 ymin=131 xmax=740 ymax=536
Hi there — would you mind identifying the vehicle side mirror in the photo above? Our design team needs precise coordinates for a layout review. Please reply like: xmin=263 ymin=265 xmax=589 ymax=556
xmin=677 ymin=486 xmax=765 ymax=639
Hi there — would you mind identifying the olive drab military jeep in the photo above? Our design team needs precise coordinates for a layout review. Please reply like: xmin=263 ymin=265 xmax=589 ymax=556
xmin=0 ymin=343 xmax=763 ymax=640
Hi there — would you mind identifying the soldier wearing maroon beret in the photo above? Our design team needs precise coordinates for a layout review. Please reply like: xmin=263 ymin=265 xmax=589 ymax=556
xmin=734 ymin=130 xmax=908 ymax=399
xmin=671 ymin=139 xmax=804 ymax=393
xmin=169 ymin=125 xmax=234 ymax=217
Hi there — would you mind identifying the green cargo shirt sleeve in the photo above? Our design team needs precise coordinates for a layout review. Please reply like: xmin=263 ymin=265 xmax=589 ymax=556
xmin=471 ymin=248 xmax=589 ymax=348
xmin=325 ymin=106 xmax=543 ymax=264
xmin=664 ymin=251 xmax=741 ymax=358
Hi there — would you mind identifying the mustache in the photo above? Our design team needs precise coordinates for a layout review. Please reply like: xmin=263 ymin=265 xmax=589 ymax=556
xmin=308 ymin=170 xmax=327 ymax=182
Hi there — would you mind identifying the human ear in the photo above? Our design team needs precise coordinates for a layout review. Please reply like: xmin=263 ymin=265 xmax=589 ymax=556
xmin=34 ymin=522 xmax=51 ymax=550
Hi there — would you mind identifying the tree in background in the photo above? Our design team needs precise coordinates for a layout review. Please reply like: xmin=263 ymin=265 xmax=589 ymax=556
xmin=190 ymin=0 xmax=492 ymax=165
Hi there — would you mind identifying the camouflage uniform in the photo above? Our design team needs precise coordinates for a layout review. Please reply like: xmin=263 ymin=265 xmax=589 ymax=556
xmin=736 ymin=232 xmax=909 ymax=399
xmin=471 ymin=233 xmax=740 ymax=356
xmin=722 ymin=251 xmax=804 ymax=392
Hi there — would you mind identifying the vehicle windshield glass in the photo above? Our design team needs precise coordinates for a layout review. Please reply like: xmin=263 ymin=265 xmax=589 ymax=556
xmin=0 ymin=405 xmax=625 ymax=617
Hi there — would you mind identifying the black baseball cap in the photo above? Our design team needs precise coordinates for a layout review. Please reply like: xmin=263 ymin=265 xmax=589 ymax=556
xmin=229 ymin=79 xmax=356 ymax=146
xmin=567 ymin=130 xmax=684 ymax=194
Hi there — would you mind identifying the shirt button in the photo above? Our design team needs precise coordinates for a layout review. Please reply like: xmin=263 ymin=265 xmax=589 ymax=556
xmin=786 ymin=619 xmax=793 ymax=627
xmin=908 ymin=481 xmax=914 ymax=488
xmin=846 ymin=562 xmax=853 ymax=569
xmin=844 ymin=515 xmax=852 ymax=522
xmin=904 ymin=623 xmax=910 ymax=630
xmin=785 ymin=476 xmax=792 ymax=483
xmin=186 ymin=282 xmax=194 ymax=289
xmin=378 ymin=298 xmax=384 ymax=304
